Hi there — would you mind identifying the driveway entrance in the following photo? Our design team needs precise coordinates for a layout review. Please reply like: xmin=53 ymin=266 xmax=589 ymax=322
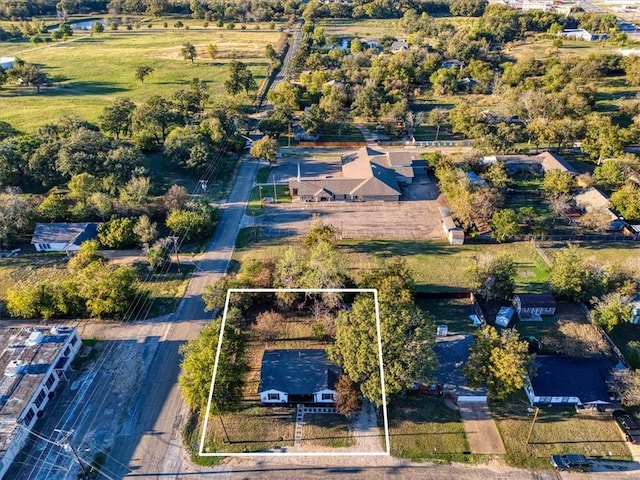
xmin=458 ymin=402 xmax=506 ymax=454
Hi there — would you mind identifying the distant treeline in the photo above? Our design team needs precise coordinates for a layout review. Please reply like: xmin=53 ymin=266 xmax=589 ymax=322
xmin=1 ymin=0 xmax=451 ymax=21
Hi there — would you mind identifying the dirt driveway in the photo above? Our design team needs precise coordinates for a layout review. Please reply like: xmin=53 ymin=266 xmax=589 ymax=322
xmin=458 ymin=402 xmax=506 ymax=454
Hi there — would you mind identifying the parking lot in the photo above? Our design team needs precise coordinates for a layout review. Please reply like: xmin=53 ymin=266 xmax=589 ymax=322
xmin=257 ymin=150 xmax=446 ymax=240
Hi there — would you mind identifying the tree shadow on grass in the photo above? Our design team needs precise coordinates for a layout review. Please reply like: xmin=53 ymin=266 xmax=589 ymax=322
xmin=341 ymin=239 xmax=453 ymax=258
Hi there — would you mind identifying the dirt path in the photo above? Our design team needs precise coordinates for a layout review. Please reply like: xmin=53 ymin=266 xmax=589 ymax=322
xmin=350 ymin=401 xmax=384 ymax=452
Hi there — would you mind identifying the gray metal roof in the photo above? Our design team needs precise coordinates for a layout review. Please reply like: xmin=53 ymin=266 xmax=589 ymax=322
xmin=530 ymin=356 xmax=614 ymax=404
xmin=31 ymin=223 xmax=99 ymax=246
xmin=258 ymin=349 xmax=341 ymax=394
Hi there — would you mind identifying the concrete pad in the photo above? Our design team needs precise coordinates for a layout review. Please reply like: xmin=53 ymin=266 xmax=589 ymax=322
xmin=458 ymin=402 xmax=506 ymax=454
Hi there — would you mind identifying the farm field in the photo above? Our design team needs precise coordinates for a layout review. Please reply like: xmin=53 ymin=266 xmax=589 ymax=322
xmin=0 ymin=28 xmax=279 ymax=130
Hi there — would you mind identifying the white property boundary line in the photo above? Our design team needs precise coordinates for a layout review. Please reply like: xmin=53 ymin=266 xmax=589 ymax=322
xmin=199 ymin=287 xmax=390 ymax=457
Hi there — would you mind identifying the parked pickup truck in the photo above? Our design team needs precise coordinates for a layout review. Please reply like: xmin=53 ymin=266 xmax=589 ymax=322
xmin=613 ymin=410 xmax=640 ymax=444
xmin=551 ymin=454 xmax=591 ymax=472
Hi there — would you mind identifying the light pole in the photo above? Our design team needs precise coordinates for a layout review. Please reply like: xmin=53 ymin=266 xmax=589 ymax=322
xmin=168 ymin=235 xmax=181 ymax=273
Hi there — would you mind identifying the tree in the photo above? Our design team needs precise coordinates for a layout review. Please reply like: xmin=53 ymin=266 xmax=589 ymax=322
xmin=13 ymin=63 xmax=48 ymax=93
xmin=581 ymin=113 xmax=627 ymax=162
xmin=250 ymin=136 xmax=278 ymax=164
xmin=253 ymin=310 xmax=284 ymax=342
xmin=549 ymin=245 xmax=597 ymax=302
xmin=179 ymin=310 xmax=245 ymax=411
xmin=205 ymin=43 xmax=218 ymax=60
xmin=303 ymin=221 xmax=338 ymax=248
xmin=611 ymin=182 xmax=640 ymax=221
xmin=145 ymin=238 xmax=171 ymax=271
xmin=334 ymin=374 xmax=362 ymax=416
xmin=92 ymin=21 xmax=104 ymax=34
xmin=132 ymin=95 xmax=177 ymax=143
xmin=166 ymin=203 xmax=218 ymax=242
xmin=100 ymin=97 xmax=136 ymax=139
xmin=67 ymin=240 xmax=103 ymax=271
xmin=97 ymin=217 xmax=138 ymax=248
xmin=483 ymin=161 xmax=509 ymax=189
xmin=591 ymin=292 xmax=633 ymax=332
xmin=163 ymin=184 xmax=190 ymax=211
xmin=542 ymin=169 xmax=575 ymax=197
xmin=430 ymin=68 xmax=458 ymax=95
xmin=181 ymin=42 xmax=197 ymax=63
xmin=135 ymin=65 xmax=154 ymax=83
xmin=300 ymin=104 xmax=325 ymax=136
xmin=119 ymin=176 xmax=151 ymax=205
xmin=38 ymin=194 xmax=68 ymax=222
xmin=463 ymin=326 xmax=533 ymax=399
xmin=0 ymin=187 xmax=30 ymax=249
xmin=76 ymin=263 xmax=143 ymax=318
xmin=224 ymin=60 xmax=257 ymax=96
xmin=133 ymin=215 xmax=158 ymax=245
xmin=490 ymin=209 xmax=521 ymax=242
xmin=467 ymin=253 xmax=517 ymax=301
xmin=593 ymin=160 xmax=627 ymax=191
xmin=608 ymin=369 xmax=640 ymax=407
xmin=450 ymin=0 xmax=487 ymax=16
xmin=580 ymin=208 xmax=614 ymax=232
xmin=329 ymin=260 xmax=436 ymax=405
xmin=427 ymin=108 xmax=448 ymax=141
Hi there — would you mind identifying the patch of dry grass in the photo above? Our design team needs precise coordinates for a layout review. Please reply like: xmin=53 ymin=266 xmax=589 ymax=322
xmin=303 ymin=414 xmax=353 ymax=448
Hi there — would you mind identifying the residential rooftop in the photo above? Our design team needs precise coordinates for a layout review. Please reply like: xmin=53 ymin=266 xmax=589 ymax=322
xmin=259 ymin=349 xmax=341 ymax=395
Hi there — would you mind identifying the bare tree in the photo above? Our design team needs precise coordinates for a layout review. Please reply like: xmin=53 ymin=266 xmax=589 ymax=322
xmin=608 ymin=369 xmax=640 ymax=407
xmin=253 ymin=310 xmax=284 ymax=342
xmin=334 ymin=374 xmax=362 ymax=416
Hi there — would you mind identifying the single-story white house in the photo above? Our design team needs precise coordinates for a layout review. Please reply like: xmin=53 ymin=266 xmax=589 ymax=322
xmin=31 ymin=222 xmax=100 ymax=253
xmin=259 ymin=349 xmax=341 ymax=405
xmin=0 ymin=56 xmax=15 ymax=70
xmin=513 ymin=294 xmax=556 ymax=320
xmin=525 ymin=356 xmax=615 ymax=407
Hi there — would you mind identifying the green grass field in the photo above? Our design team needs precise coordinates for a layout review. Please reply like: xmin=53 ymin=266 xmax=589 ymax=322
xmin=386 ymin=395 xmax=472 ymax=463
xmin=0 ymin=28 xmax=279 ymax=130
xmin=493 ymin=392 xmax=632 ymax=469
xmin=303 ymin=414 xmax=353 ymax=448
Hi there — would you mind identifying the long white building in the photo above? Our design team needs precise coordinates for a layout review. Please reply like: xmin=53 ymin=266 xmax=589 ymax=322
xmin=0 ymin=327 xmax=82 ymax=479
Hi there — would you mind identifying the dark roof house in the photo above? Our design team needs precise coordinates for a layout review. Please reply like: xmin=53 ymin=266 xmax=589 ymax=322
xmin=31 ymin=223 xmax=100 ymax=252
xmin=513 ymin=294 xmax=556 ymax=320
xmin=259 ymin=349 xmax=341 ymax=404
xmin=525 ymin=356 xmax=615 ymax=407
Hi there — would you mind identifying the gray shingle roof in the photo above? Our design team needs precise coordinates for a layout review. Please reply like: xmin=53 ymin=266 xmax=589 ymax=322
xmin=258 ymin=349 xmax=341 ymax=394
xmin=31 ymin=223 xmax=99 ymax=246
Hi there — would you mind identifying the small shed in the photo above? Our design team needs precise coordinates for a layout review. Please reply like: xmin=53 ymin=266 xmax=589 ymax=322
xmin=513 ymin=294 xmax=556 ymax=320
xmin=495 ymin=307 xmax=515 ymax=328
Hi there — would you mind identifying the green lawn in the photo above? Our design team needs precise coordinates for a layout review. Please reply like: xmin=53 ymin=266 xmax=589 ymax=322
xmin=539 ymin=242 xmax=640 ymax=276
xmin=246 ymin=184 xmax=291 ymax=216
xmin=492 ymin=392 xmax=632 ymax=470
xmin=417 ymin=297 xmax=478 ymax=335
xmin=303 ymin=414 xmax=353 ymax=448
xmin=203 ymin=406 xmax=296 ymax=453
xmin=386 ymin=395 xmax=472 ymax=463
xmin=0 ymin=29 xmax=278 ymax=130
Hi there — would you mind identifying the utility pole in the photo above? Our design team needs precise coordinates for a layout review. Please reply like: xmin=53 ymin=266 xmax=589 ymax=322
xmin=53 ymin=430 xmax=89 ymax=480
xmin=273 ymin=175 xmax=277 ymax=204
xmin=288 ymin=122 xmax=291 ymax=147
xmin=525 ymin=407 xmax=540 ymax=445
xmin=213 ymin=402 xmax=230 ymax=443
xmin=168 ymin=236 xmax=181 ymax=273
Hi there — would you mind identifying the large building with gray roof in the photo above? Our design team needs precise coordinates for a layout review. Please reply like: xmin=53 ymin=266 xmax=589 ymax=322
xmin=288 ymin=146 xmax=419 ymax=202
xmin=0 ymin=327 xmax=82 ymax=478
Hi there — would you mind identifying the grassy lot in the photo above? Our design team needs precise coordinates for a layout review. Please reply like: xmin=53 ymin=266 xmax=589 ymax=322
xmin=246 ymin=184 xmax=291 ymax=216
xmin=538 ymin=242 xmax=640 ymax=278
xmin=303 ymin=414 xmax=353 ymax=448
xmin=317 ymin=18 xmax=400 ymax=38
xmin=417 ymin=297 xmax=478 ymax=335
xmin=386 ymin=395 xmax=473 ymax=463
xmin=145 ymin=264 xmax=195 ymax=317
xmin=515 ymin=302 xmax=612 ymax=357
xmin=492 ymin=392 xmax=632 ymax=469
xmin=203 ymin=405 xmax=296 ymax=453
xmin=0 ymin=29 xmax=278 ymax=130
xmin=319 ymin=125 xmax=365 ymax=142
xmin=608 ymin=322 xmax=640 ymax=368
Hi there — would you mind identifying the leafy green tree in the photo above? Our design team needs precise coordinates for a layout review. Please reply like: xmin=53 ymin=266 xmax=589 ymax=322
xmin=490 ymin=209 xmax=521 ymax=242
xmin=591 ymin=292 xmax=633 ymax=332
xmin=450 ymin=0 xmax=487 ymax=16
xmin=427 ymin=108 xmax=448 ymax=141
xmin=483 ymin=161 xmax=509 ymax=189
xmin=135 ymin=65 xmax=154 ymax=83
xmin=100 ymin=97 xmax=136 ymax=139
xmin=78 ymin=263 xmax=142 ymax=318
xmin=205 ymin=43 xmax=218 ymax=60
xmin=611 ymin=182 xmax=640 ymax=221
xmin=119 ymin=176 xmax=151 ymax=205
xmin=267 ymin=81 xmax=300 ymax=116
xmin=38 ymin=194 xmax=68 ymax=222
xmin=351 ymin=86 xmax=383 ymax=122
xmin=68 ymin=172 xmax=101 ymax=201
xmin=542 ymin=169 xmax=575 ymax=197
xmin=300 ymin=104 xmax=326 ymax=136
xmin=581 ymin=113 xmax=627 ymax=162
xmin=430 ymin=68 xmax=458 ymax=95
xmin=179 ymin=309 xmax=245 ymax=411
xmin=250 ymin=136 xmax=278 ymax=164
xmin=145 ymin=238 xmax=171 ymax=271
xmin=463 ymin=326 xmax=533 ymax=399
xmin=181 ymin=42 xmax=197 ymax=63
xmin=166 ymin=203 xmax=218 ymax=242
xmin=467 ymin=253 xmax=517 ymax=301
xmin=56 ymin=129 xmax=112 ymax=178
xmin=0 ymin=187 xmax=30 ymax=249
xmin=329 ymin=260 xmax=436 ymax=405
xmin=549 ymin=245 xmax=598 ymax=302
xmin=224 ymin=60 xmax=257 ymax=95
xmin=259 ymin=113 xmax=289 ymax=138
xmin=133 ymin=214 xmax=158 ymax=245
xmin=303 ymin=221 xmax=338 ymax=248
xmin=132 ymin=95 xmax=177 ymax=143
xmin=11 ymin=63 xmax=48 ymax=93
xmin=98 ymin=217 xmax=138 ymax=248
xmin=67 ymin=240 xmax=103 ymax=272
xmin=92 ymin=22 xmax=104 ymax=34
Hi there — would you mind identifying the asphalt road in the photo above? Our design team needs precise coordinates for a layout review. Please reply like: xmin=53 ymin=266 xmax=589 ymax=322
xmin=103 ymin=159 xmax=260 ymax=479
